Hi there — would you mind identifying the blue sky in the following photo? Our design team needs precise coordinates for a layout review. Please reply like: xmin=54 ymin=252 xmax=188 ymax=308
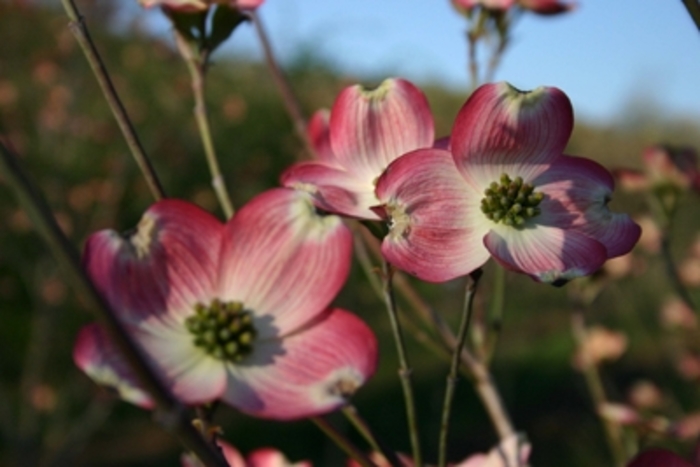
xmin=130 ymin=1 xmax=700 ymax=124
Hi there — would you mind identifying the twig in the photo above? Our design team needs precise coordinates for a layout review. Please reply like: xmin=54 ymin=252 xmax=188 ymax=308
xmin=381 ymin=260 xmax=422 ymax=467
xmin=0 ymin=141 xmax=228 ymax=467
xmin=342 ymin=405 xmax=402 ymax=467
xmin=60 ymin=0 xmax=165 ymax=201
xmin=248 ymin=11 xmax=316 ymax=160
xmin=358 ymin=228 xmax=515 ymax=440
xmin=682 ymin=0 xmax=700 ymax=31
xmin=173 ymin=32 xmax=234 ymax=219
xmin=570 ymin=301 xmax=627 ymax=467
xmin=311 ymin=416 xmax=376 ymax=467
xmin=438 ymin=270 xmax=482 ymax=467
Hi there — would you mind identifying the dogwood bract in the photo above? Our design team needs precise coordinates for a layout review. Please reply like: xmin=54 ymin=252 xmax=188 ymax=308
xmin=281 ymin=78 xmax=435 ymax=220
xmin=374 ymin=82 xmax=640 ymax=284
xmin=74 ymin=189 xmax=377 ymax=420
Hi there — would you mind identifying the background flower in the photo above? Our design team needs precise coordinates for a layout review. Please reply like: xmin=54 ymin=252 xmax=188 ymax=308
xmin=281 ymin=78 xmax=435 ymax=220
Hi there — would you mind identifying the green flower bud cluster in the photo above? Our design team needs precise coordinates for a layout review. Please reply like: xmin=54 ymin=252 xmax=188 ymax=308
xmin=185 ymin=299 xmax=257 ymax=363
xmin=480 ymin=173 xmax=544 ymax=227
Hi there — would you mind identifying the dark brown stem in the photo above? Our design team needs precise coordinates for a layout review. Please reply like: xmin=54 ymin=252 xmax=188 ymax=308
xmin=61 ymin=0 xmax=166 ymax=201
xmin=249 ymin=11 xmax=316 ymax=160
xmin=682 ymin=0 xmax=700 ymax=30
xmin=0 ymin=141 xmax=228 ymax=467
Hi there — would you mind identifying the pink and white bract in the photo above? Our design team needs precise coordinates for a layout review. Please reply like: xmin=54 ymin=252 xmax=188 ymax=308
xmin=138 ymin=0 xmax=264 ymax=12
xmin=281 ymin=78 xmax=435 ymax=220
xmin=182 ymin=441 xmax=311 ymax=467
xmin=375 ymin=82 xmax=641 ymax=285
xmin=73 ymin=189 xmax=378 ymax=420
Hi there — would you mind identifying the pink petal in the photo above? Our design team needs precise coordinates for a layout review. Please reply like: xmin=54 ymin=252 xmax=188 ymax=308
xmin=518 ymin=0 xmax=575 ymax=15
xmin=612 ymin=168 xmax=649 ymax=192
xmin=132 ymin=321 xmax=227 ymax=404
xmin=218 ymin=189 xmax=353 ymax=337
xmin=484 ymin=224 xmax=608 ymax=285
xmin=281 ymin=161 xmax=379 ymax=219
xmin=248 ymin=448 xmax=312 ymax=467
xmin=181 ymin=440 xmax=246 ymax=467
xmin=83 ymin=199 xmax=222 ymax=325
xmin=307 ymin=109 xmax=336 ymax=163
xmin=627 ymin=449 xmax=694 ymax=467
xmin=221 ymin=308 xmax=377 ymax=420
xmin=234 ymin=0 xmax=264 ymax=9
xmin=375 ymin=148 xmax=491 ymax=282
xmin=330 ymin=78 xmax=434 ymax=182
xmin=73 ymin=324 xmax=154 ymax=409
xmin=139 ymin=0 xmax=208 ymax=11
xmin=451 ymin=82 xmax=574 ymax=191
xmin=536 ymin=155 xmax=641 ymax=257
xmin=456 ymin=434 xmax=531 ymax=467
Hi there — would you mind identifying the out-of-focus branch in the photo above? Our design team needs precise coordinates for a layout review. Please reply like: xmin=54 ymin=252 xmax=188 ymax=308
xmin=60 ymin=0 xmax=166 ymax=201
xmin=0 ymin=140 xmax=228 ymax=467
xmin=682 ymin=0 xmax=700 ymax=31
xmin=249 ymin=11 xmax=316 ymax=160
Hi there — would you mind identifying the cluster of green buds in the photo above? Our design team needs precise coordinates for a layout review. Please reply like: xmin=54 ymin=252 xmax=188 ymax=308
xmin=481 ymin=173 xmax=544 ymax=227
xmin=185 ymin=299 xmax=257 ymax=363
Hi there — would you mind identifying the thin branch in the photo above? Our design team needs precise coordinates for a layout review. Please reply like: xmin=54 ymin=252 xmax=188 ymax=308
xmin=358 ymin=228 xmax=514 ymax=440
xmin=249 ymin=11 xmax=316 ymax=160
xmin=682 ymin=0 xmax=700 ymax=31
xmin=438 ymin=270 xmax=482 ymax=467
xmin=311 ymin=416 xmax=376 ymax=467
xmin=342 ymin=405 xmax=402 ymax=467
xmin=381 ymin=261 xmax=422 ymax=467
xmin=0 ymin=141 xmax=228 ymax=467
xmin=60 ymin=0 xmax=166 ymax=201
xmin=174 ymin=32 xmax=234 ymax=219
xmin=571 ymin=302 xmax=627 ymax=467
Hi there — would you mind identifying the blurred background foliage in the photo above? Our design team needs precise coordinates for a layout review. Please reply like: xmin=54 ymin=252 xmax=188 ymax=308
xmin=2 ymin=1 xmax=700 ymax=466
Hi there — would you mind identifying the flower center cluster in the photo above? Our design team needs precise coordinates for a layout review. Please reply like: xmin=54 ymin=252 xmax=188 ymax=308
xmin=185 ymin=299 xmax=257 ymax=363
xmin=480 ymin=174 xmax=544 ymax=227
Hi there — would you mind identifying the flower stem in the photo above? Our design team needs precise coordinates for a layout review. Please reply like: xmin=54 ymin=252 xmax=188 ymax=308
xmin=437 ymin=270 xmax=482 ymax=467
xmin=60 ymin=0 xmax=166 ymax=201
xmin=647 ymin=193 xmax=696 ymax=312
xmin=570 ymin=302 xmax=627 ymax=467
xmin=310 ymin=416 xmax=376 ymax=467
xmin=358 ymin=228 xmax=514 ymax=439
xmin=682 ymin=0 xmax=700 ymax=31
xmin=0 ymin=141 xmax=227 ymax=467
xmin=342 ymin=405 xmax=402 ymax=467
xmin=660 ymin=230 xmax=697 ymax=311
xmin=484 ymin=265 xmax=506 ymax=363
xmin=381 ymin=260 xmax=422 ymax=467
xmin=174 ymin=32 xmax=235 ymax=219
xmin=249 ymin=11 xmax=316 ymax=160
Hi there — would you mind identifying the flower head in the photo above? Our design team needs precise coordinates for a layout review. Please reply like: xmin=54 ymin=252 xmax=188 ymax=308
xmin=615 ymin=145 xmax=700 ymax=194
xmin=182 ymin=441 xmax=311 ymax=467
xmin=281 ymin=78 xmax=435 ymax=220
xmin=73 ymin=189 xmax=377 ymax=420
xmin=375 ymin=82 xmax=640 ymax=284
xmin=138 ymin=0 xmax=263 ymax=12
xmin=452 ymin=0 xmax=574 ymax=15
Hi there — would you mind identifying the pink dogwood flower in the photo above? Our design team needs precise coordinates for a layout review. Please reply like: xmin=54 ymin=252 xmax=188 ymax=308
xmin=452 ymin=0 xmax=574 ymax=15
xmin=73 ymin=189 xmax=377 ymax=420
xmin=138 ymin=0 xmax=263 ymax=12
xmin=281 ymin=78 xmax=435 ymax=220
xmin=374 ymin=82 xmax=641 ymax=284
xmin=347 ymin=434 xmax=530 ymax=467
xmin=615 ymin=145 xmax=700 ymax=194
xmin=182 ymin=440 xmax=311 ymax=467
xmin=627 ymin=448 xmax=695 ymax=467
